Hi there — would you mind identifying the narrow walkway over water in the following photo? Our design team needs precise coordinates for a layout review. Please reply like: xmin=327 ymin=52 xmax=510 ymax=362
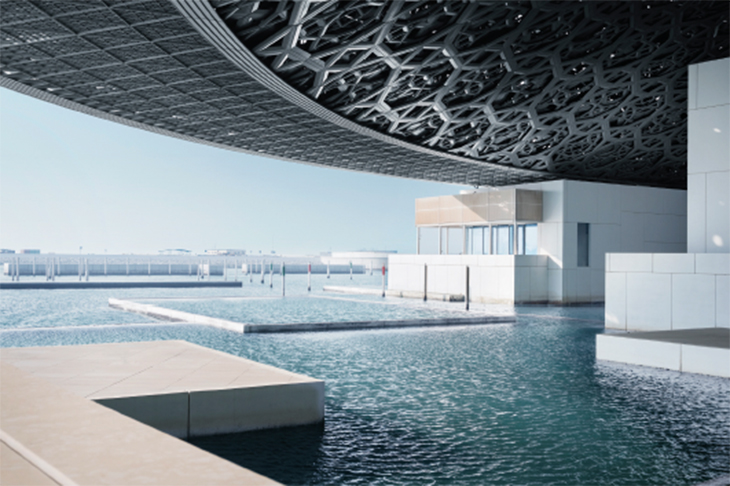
xmin=0 ymin=359 xmax=281 ymax=485
xmin=0 ymin=281 xmax=243 ymax=290
xmin=597 ymin=328 xmax=730 ymax=378
xmin=1 ymin=341 xmax=324 ymax=438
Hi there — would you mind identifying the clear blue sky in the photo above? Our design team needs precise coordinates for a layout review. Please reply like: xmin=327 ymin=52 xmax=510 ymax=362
xmin=0 ymin=88 xmax=467 ymax=256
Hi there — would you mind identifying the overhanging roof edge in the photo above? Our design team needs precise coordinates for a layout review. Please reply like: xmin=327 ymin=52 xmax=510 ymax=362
xmin=174 ymin=0 xmax=548 ymax=182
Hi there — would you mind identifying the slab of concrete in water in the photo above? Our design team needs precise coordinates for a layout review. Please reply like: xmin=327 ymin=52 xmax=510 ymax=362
xmin=324 ymin=285 xmax=465 ymax=302
xmin=110 ymin=298 xmax=245 ymax=332
xmin=111 ymin=297 xmax=514 ymax=333
xmin=0 ymin=361 xmax=279 ymax=485
xmin=1 ymin=341 xmax=324 ymax=438
xmin=596 ymin=328 xmax=730 ymax=378
xmin=0 ymin=281 xmax=242 ymax=289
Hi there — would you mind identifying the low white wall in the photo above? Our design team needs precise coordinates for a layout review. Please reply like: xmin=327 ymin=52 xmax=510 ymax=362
xmin=605 ymin=253 xmax=729 ymax=331
xmin=596 ymin=334 xmax=730 ymax=378
xmin=687 ymin=58 xmax=729 ymax=254
xmin=388 ymin=254 xmax=548 ymax=304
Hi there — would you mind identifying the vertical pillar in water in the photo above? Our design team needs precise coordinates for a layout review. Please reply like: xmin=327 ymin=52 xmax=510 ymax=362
xmin=349 ymin=261 xmax=352 ymax=280
xmin=260 ymin=260 xmax=265 ymax=284
xmin=381 ymin=265 xmax=386 ymax=297
xmin=249 ymin=262 xmax=253 ymax=283
xmin=126 ymin=258 xmax=129 ymax=276
xmin=269 ymin=262 xmax=273 ymax=288
xmin=326 ymin=262 xmax=330 ymax=279
xmin=223 ymin=259 xmax=227 ymax=281
xmin=104 ymin=258 xmax=107 ymax=276
xmin=282 ymin=262 xmax=285 ymax=297
xmin=148 ymin=261 xmax=151 ymax=276
xmin=234 ymin=260 xmax=238 ymax=282
xmin=424 ymin=264 xmax=428 ymax=301
xmin=307 ymin=263 xmax=311 ymax=292
xmin=32 ymin=257 xmax=35 ymax=277
xmin=79 ymin=257 xmax=82 ymax=281
xmin=465 ymin=266 xmax=470 ymax=311
xmin=85 ymin=259 xmax=89 ymax=282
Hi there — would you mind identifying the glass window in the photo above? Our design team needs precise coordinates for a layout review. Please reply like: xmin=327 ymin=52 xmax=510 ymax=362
xmin=492 ymin=225 xmax=513 ymax=255
xmin=577 ymin=223 xmax=589 ymax=267
xmin=467 ymin=226 xmax=488 ymax=254
xmin=419 ymin=227 xmax=438 ymax=255
xmin=447 ymin=227 xmax=463 ymax=255
xmin=517 ymin=224 xmax=538 ymax=255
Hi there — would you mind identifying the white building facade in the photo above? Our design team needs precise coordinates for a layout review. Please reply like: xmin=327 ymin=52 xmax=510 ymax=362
xmin=604 ymin=58 xmax=730 ymax=332
xmin=389 ymin=179 xmax=686 ymax=304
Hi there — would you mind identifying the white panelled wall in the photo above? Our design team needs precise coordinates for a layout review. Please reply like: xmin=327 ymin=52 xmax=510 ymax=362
xmin=687 ymin=58 xmax=730 ymax=253
xmin=605 ymin=57 xmax=730 ymax=331
xmin=389 ymin=179 xmax=686 ymax=304
xmin=605 ymin=253 xmax=729 ymax=330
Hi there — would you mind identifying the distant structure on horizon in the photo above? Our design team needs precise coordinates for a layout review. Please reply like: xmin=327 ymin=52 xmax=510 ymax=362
xmin=204 ymin=249 xmax=246 ymax=256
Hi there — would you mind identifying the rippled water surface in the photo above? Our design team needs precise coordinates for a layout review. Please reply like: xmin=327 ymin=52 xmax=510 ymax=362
xmin=143 ymin=295 xmax=508 ymax=324
xmin=1 ymin=279 xmax=728 ymax=485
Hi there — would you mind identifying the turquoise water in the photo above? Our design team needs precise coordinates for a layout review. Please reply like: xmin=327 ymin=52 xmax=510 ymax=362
xmin=1 ymin=282 xmax=728 ymax=485
xmin=142 ymin=295 xmax=509 ymax=325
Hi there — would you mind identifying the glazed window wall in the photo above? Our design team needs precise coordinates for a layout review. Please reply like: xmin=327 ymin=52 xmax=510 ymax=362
xmin=421 ymin=224 xmax=538 ymax=255
xmin=517 ymin=224 xmax=538 ymax=255
xmin=492 ymin=225 xmax=514 ymax=255
xmin=467 ymin=227 xmax=488 ymax=255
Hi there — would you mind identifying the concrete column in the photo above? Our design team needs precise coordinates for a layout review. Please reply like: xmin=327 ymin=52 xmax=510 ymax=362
xmin=465 ymin=266 xmax=470 ymax=311
xmin=423 ymin=264 xmax=428 ymax=301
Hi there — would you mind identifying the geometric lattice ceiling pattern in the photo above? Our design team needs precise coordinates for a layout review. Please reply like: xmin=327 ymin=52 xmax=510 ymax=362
xmin=1 ymin=1 xmax=728 ymax=189
xmin=214 ymin=0 xmax=729 ymax=188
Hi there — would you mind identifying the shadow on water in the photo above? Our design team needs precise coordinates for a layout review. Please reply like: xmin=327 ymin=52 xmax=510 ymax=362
xmin=188 ymin=400 xmax=461 ymax=486
xmin=189 ymin=422 xmax=326 ymax=485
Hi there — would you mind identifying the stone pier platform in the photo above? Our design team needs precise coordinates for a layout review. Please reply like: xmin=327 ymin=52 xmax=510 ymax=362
xmin=1 ymin=341 xmax=324 ymax=438
xmin=596 ymin=328 xmax=730 ymax=377
xmin=1 ymin=341 xmax=325 ymax=484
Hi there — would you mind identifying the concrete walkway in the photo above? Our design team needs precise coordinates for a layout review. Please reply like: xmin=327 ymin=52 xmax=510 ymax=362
xmin=597 ymin=328 xmax=730 ymax=377
xmin=0 ymin=361 xmax=279 ymax=485
xmin=613 ymin=328 xmax=729 ymax=348
xmin=1 ymin=341 xmax=324 ymax=438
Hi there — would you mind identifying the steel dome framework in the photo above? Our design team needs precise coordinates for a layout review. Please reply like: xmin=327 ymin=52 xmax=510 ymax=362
xmin=0 ymin=0 xmax=728 ymax=188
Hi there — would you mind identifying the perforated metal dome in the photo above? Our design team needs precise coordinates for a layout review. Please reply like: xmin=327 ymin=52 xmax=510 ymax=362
xmin=1 ymin=0 xmax=727 ymax=188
